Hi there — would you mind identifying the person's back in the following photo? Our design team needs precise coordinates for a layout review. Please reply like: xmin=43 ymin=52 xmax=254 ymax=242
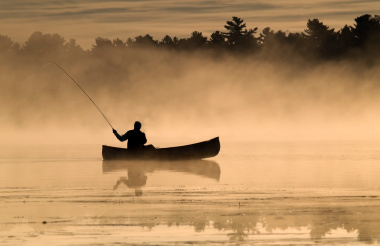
xmin=124 ymin=128 xmax=147 ymax=149
xmin=113 ymin=121 xmax=147 ymax=150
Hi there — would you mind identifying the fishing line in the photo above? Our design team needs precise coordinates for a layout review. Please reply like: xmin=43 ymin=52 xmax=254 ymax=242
xmin=51 ymin=61 xmax=114 ymax=129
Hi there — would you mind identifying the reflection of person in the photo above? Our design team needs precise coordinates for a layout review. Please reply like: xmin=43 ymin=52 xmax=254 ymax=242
xmin=113 ymin=121 xmax=147 ymax=149
xmin=113 ymin=170 xmax=148 ymax=196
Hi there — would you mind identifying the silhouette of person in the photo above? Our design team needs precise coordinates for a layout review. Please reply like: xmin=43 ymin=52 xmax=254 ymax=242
xmin=113 ymin=121 xmax=147 ymax=149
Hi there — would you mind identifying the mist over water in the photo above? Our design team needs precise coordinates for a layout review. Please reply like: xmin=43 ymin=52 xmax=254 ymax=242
xmin=3 ymin=14 xmax=380 ymax=145
xmin=2 ymin=47 xmax=380 ymax=145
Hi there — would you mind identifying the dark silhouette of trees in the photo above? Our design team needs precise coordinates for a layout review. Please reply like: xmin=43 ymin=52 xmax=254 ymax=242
xmin=160 ymin=35 xmax=178 ymax=49
xmin=65 ymin=39 xmax=83 ymax=54
xmin=354 ymin=14 xmax=380 ymax=45
xmin=175 ymin=31 xmax=208 ymax=50
xmin=3 ymin=14 xmax=380 ymax=65
xmin=303 ymin=19 xmax=339 ymax=58
xmin=64 ymin=38 xmax=87 ymax=61
xmin=127 ymin=34 xmax=158 ymax=48
xmin=93 ymin=37 xmax=113 ymax=48
xmin=337 ymin=25 xmax=356 ymax=55
xmin=112 ymin=38 xmax=127 ymax=49
xmin=91 ymin=37 xmax=114 ymax=57
xmin=258 ymin=28 xmax=310 ymax=61
xmin=209 ymin=31 xmax=226 ymax=47
xmin=186 ymin=31 xmax=208 ymax=49
xmin=260 ymin=28 xmax=287 ymax=45
xmin=91 ymin=37 xmax=128 ymax=63
xmin=353 ymin=14 xmax=380 ymax=56
xmin=223 ymin=16 xmax=259 ymax=51
xmin=259 ymin=27 xmax=290 ymax=51
xmin=0 ymin=35 xmax=20 ymax=65
xmin=0 ymin=35 xmax=17 ymax=54
xmin=259 ymin=28 xmax=289 ymax=59
xmin=0 ymin=35 xmax=20 ymax=69
xmin=21 ymin=31 xmax=67 ymax=63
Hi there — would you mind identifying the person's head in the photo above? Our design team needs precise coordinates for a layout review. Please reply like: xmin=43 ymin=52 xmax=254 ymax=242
xmin=134 ymin=121 xmax=142 ymax=130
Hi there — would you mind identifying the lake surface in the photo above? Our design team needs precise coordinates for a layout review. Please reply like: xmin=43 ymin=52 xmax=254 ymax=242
xmin=2 ymin=141 xmax=380 ymax=245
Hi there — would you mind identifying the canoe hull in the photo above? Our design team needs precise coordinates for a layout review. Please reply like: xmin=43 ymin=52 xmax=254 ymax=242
xmin=102 ymin=137 xmax=220 ymax=160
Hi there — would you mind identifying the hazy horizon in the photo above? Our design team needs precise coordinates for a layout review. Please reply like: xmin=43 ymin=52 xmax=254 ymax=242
xmin=1 ymin=0 xmax=380 ymax=49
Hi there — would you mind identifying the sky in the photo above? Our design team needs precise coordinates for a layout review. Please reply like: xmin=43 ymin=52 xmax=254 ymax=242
xmin=1 ymin=0 xmax=380 ymax=49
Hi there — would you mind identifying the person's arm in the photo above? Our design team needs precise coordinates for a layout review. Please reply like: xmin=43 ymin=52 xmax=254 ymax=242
xmin=113 ymin=129 xmax=128 ymax=142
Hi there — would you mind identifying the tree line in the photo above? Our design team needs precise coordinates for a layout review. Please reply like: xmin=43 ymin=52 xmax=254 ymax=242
xmin=1 ymin=14 xmax=380 ymax=65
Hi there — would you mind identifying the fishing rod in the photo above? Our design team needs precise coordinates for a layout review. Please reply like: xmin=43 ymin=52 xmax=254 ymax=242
xmin=51 ymin=61 xmax=114 ymax=129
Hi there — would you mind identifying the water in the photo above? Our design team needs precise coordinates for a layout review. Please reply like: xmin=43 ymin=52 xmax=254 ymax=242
xmin=2 ymin=141 xmax=380 ymax=245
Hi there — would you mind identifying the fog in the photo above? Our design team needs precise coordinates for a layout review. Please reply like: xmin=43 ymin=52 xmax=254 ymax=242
xmin=2 ymin=46 xmax=380 ymax=146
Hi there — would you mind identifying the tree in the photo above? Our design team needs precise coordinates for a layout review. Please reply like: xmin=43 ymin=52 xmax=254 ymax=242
xmin=113 ymin=38 xmax=127 ymax=49
xmin=304 ymin=19 xmax=335 ymax=47
xmin=259 ymin=27 xmax=288 ymax=47
xmin=223 ymin=16 xmax=258 ymax=51
xmin=337 ymin=25 xmax=356 ymax=54
xmin=210 ymin=31 xmax=226 ymax=46
xmin=91 ymin=37 xmax=113 ymax=56
xmin=64 ymin=38 xmax=85 ymax=60
xmin=304 ymin=19 xmax=338 ymax=58
xmin=174 ymin=31 xmax=208 ymax=50
xmin=65 ymin=39 xmax=83 ymax=53
xmin=353 ymin=14 xmax=380 ymax=48
xmin=0 ymin=35 xmax=20 ymax=64
xmin=258 ymin=28 xmax=310 ymax=60
xmin=160 ymin=35 xmax=177 ymax=48
xmin=186 ymin=31 xmax=207 ymax=49
xmin=127 ymin=34 xmax=158 ymax=48
xmin=22 ymin=32 xmax=66 ymax=62
xmin=0 ymin=35 xmax=15 ymax=54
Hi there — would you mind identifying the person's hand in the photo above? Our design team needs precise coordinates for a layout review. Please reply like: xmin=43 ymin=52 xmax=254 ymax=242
xmin=112 ymin=129 xmax=117 ymax=134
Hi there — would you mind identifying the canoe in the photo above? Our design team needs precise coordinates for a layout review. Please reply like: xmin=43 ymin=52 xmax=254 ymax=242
xmin=102 ymin=137 xmax=220 ymax=160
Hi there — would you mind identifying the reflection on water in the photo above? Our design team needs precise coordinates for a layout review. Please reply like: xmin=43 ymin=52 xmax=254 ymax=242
xmin=2 ymin=142 xmax=380 ymax=245
xmin=210 ymin=198 xmax=380 ymax=243
xmin=103 ymin=160 xmax=221 ymax=196
xmin=2 ymin=187 xmax=380 ymax=245
xmin=102 ymin=159 xmax=221 ymax=180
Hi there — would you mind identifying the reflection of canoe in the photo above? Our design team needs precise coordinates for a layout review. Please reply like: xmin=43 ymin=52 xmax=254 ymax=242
xmin=102 ymin=160 xmax=221 ymax=181
xmin=102 ymin=137 xmax=220 ymax=160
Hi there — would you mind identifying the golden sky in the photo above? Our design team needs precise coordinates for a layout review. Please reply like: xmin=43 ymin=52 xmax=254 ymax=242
xmin=1 ymin=0 xmax=380 ymax=48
